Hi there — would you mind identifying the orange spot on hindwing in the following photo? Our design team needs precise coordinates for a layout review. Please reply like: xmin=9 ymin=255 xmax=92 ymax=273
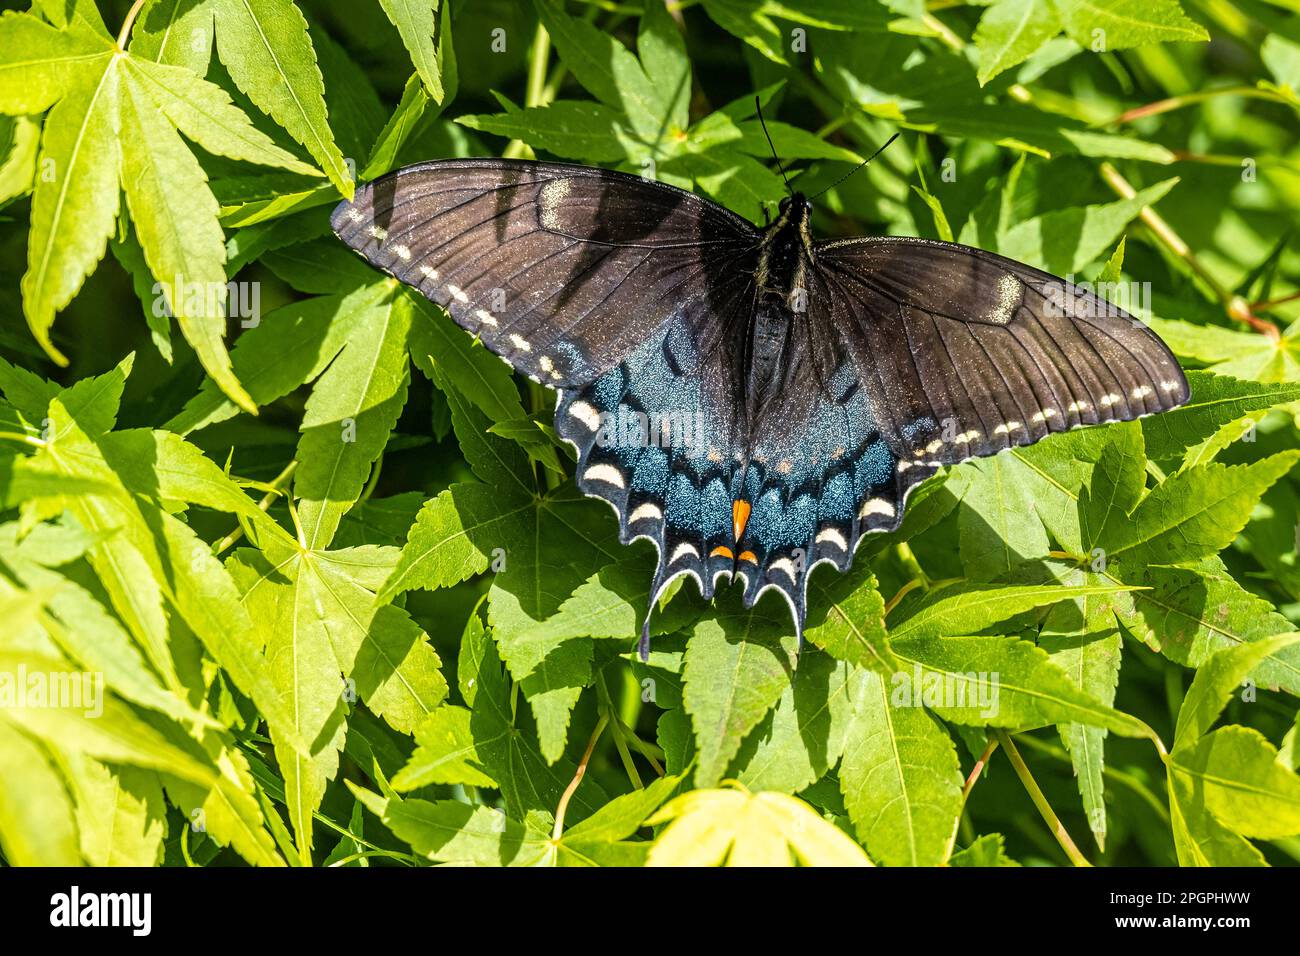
xmin=710 ymin=546 xmax=734 ymax=559
xmin=732 ymin=499 xmax=752 ymax=542
xmin=738 ymin=551 xmax=758 ymax=564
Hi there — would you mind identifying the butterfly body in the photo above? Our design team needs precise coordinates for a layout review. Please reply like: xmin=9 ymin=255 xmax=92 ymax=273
xmin=748 ymin=195 xmax=812 ymax=420
xmin=332 ymin=158 xmax=1189 ymax=658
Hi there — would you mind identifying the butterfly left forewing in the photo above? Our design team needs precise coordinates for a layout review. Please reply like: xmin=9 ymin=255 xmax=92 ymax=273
xmin=332 ymin=159 xmax=758 ymax=387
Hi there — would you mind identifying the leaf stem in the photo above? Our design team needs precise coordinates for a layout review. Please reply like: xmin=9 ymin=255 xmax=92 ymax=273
xmin=553 ymin=713 xmax=608 ymax=840
xmin=993 ymin=728 xmax=1092 ymax=867
xmin=894 ymin=541 xmax=929 ymax=586
xmin=1104 ymin=86 xmax=1280 ymax=126
xmin=326 ymin=850 xmax=412 ymax=867
xmin=0 ymin=431 xmax=44 ymax=448
xmin=961 ymin=737 xmax=1000 ymax=801
xmin=883 ymin=578 xmax=923 ymax=617
xmin=1254 ymin=289 xmax=1300 ymax=311
xmin=1015 ymin=733 xmax=1170 ymax=826
xmin=212 ymin=460 xmax=298 ymax=556
xmin=503 ymin=22 xmax=553 ymax=160
xmin=919 ymin=12 xmax=965 ymax=51
xmin=116 ymin=0 xmax=149 ymax=50
xmin=1046 ymin=549 xmax=1083 ymax=562
xmin=285 ymin=494 xmax=307 ymax=549
xmin=597 ymin=671 xmax=644 ymax=788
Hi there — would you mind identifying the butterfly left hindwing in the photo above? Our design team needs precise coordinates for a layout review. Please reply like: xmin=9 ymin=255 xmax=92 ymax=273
xmin=334 ymin=160 xmax=763 ymax=654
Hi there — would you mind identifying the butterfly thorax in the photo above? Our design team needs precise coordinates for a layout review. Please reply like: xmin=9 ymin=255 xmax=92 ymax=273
xmin=746 ymin=195 xmax=815 ymax=419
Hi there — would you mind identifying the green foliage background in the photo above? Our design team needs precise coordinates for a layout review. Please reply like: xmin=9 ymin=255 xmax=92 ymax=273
xmin=1 ymin=0 xmax=1300 ymax=867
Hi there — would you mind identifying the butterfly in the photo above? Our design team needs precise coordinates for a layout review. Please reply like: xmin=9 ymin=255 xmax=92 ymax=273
xmin=332 ymin=153 xmax=1189 ymax=660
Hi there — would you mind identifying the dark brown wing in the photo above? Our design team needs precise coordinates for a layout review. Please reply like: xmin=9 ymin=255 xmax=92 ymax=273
xmin=332 ymin=158 xmax=759 ymax=387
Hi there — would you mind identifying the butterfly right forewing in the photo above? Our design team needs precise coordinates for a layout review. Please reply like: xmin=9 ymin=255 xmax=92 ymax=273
xmin=813 ymin=236 xmax=1189 ymax=479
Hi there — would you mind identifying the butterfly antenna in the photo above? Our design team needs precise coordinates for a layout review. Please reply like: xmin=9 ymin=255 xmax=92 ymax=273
xmin=755 ymin=96 xmax=793 ymax=197
xmin=809 ymin=131 xmax=901 ymax=201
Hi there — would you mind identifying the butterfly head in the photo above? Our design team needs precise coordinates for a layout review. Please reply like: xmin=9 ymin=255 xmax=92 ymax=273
xmin=777 ymin=193 xmax=813 ymax=224
xmin=771 ymin=193 xmax=815 ymax=259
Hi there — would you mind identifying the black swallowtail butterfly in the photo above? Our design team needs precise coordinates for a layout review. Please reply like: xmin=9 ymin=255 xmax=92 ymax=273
xmin=332 ymin=153 xmax=1188 ymax=659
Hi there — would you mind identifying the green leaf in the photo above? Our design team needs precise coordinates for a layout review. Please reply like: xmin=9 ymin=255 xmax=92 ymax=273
xmin=128 ymin=0 xmax=214 ymax=73
xmin=458 ymin=613 xmax=607 ymax=821
xmin=1054 ymin=0 xmax=1209 ymax=49
xmin=0 ymin=12 xmax=110 ymax=115
xmin=954 ymin=458 xmax=1051 ymax=579
xmin=110 ymin=221 xmax=173 ymax=362
xmin=230 ymin=534 xmax=446 ymax=861
xmin=974 ymin=0 xmax=1063 ymax=86
xmin=211 ymin=0 xmax=351 ymax=197
xmin=682 ymin=606 xmax=798 ymax=787
xmin=700 ymin=0 xmax=786 ymax=65
xmin=0 ymin=721 xmax=81 ymax=865
xmin=1169 ymin=726 xmax=1300 ymax=839
xmin=0 ymin=651 xmax=220 ymax=789
xmin=1040 ymin=567 xmax=1126 ymax=847
xmin=294 ymin=285 xmax=412 ymax=550
xmin=837 ymin=668 xmax=964 ymax=866
xmin=534 ymin=0 xmax=669 ymax=148
xmin=1262 ymin=33 xmax=1300 ymax=101
xmin=1103 ymin=451 xmax=1300 ymax=568
xmin=732 ymin=653 xmax=861 ymax=794
xmin=407 ymin=292 xmax=527 ymax=425
xmin=228 ymin=542 xmax=344 ymax=866
xmin=350 ymin=785 xmax=551 ymax=866
xmin=647 ymin=785 xmax=872 ymax=866
xmin=64 ymin=757 xmax=165 ymax=866
xmin=1146 ymin=316 xmax=1300 ymax=383
xmin=1078 ymin=437 xmax=1144 ymax=553
xmin=165 ymin=283 xmax=378 ymax=435
xmin=0 ymin=533 xmax=218 ymax=729
xmin=890 ymin=634 xmax=1158 ymax=740
xmin=119 ymin=67 xmax=254 ymax=413
xmin=1168 ymin=769 xmax=1266 ymax=866
xmin=556 ymin=772 xmax=683 ymax=867
xmin=1113 ymin=560 xmax=1300 ymax=695
xmin=380 ymin=484 xmax=516 ymax=601
xmin=0 ymin=113 xmax=39 ymax=205
xmin=458 ymin=101 xmax=630 ymax=162
xmin=17 ymin=28 xmax=119 ymax=364
xmin=1174 ymin=633 xmax=1300 ymax=751
xmin=802 ymin=569 xmax=899 ymax=675
xmin=1141 ymin=371 xmax=1300 ymax=463
xmin=485 ymin=478 xmax=622 ymax=761
xmin=392 ymin=704 xmax=495 ymax=791
xmin=950 ymin=833 xmax=1020 ymax=866
xmin=890 ymin=581 xmax=1137 ymax=641
xmin=124 ymin=56 xmax=320 ymax=177
xmin=666 ymin=148 xmax=786 ymax=225
xmin=393 ymin=388 xmax=619 ymax=763
xmin=636 ymin=0 xmax=690 ymax=134
xmin=734 ymin=119 xmax=864 ymax=164
xmin=999 ymin=178 xmax=1178 ymax=275
xmin=379 ymin=0 xmax=446 ymax=103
